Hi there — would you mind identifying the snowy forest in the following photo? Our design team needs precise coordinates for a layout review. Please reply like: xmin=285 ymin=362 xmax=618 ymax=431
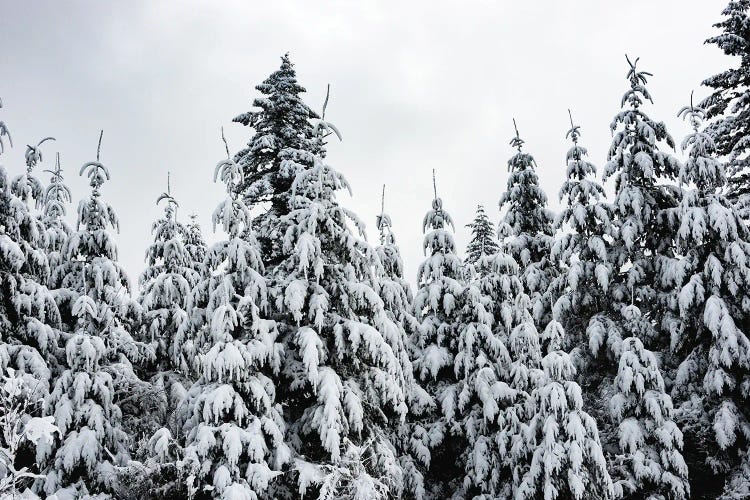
xmin=3 ymin=1 xmax=750 ymax=499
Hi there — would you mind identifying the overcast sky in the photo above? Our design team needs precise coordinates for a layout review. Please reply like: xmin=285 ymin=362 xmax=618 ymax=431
xmin=0 ymin=0 xmax=729 ymax=288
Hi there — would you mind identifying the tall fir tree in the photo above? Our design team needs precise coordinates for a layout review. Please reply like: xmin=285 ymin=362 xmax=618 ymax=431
xmin=374 ymin=186 xmax=428 ymax=498
xmin=661 ymin=96 xmax=750 ymax=497
xmin=702 ymin=0 xmax=750 ymax=208
xmin=603 ymin=56 xmax=681 ymax=351
xmin=552 ymin=112 xmax=613 ymax=356
xmin=232 ymin=53 xmax=321 ymax=265
xmin=498 ymin=120 xmax=557 ymax=330
xmin=0 ymin=113 xmax=61 ymax=493
xmin=271 ymin=138 xmax=409 ymax=498
xmin=409 ymin=179 xmax=465 ymax=497
xmin=42 ymin=135 xmax=149 ymax=497
xmin=464 ymin=205 xmax=499 ymax=267
xmin=138 ymin=176 xmax=199 ymax=426
xmin=172 ymin=141 xmax=289 ymax=499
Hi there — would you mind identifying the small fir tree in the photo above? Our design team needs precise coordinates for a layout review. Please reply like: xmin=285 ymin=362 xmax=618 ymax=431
xmin=465 ymin=205 xmax=499 ymax=267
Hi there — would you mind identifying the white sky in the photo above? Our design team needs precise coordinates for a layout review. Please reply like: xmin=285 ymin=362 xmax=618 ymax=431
xmin=0 ymin=0 xmax=729 ymax=289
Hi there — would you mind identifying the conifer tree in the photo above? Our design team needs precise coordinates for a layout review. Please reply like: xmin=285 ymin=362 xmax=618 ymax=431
xmin=603 ymin=56 xmax=681 ymax=351
xmin=552 ymin=113 xmax=614 ymax=368
xmin=409 ymin=174 xmax=467 ymax=496
xmin=375 ymin=186 xmax=434 ymax=499
xmin=0 ymin=106 xmax=61 ymax=494
xmin=232 ymin=53 xmax=321 ymax=264
xmin=184 ymin=212 xmax=208 ymax=278
xmin=516 ymin=322 xmax=614 ymax=500
xmin=42 ymin=134 xmax=148 ymax=497
xmin=498 ymin=120 xmax=557 ymax=329
xmin=271 ymin=137 xmax=409 ymax=499
xmin=138 ymin=175 xmax=199 ymax=422
xmin=702 ymin=0 xmax=750 ymax=207
xmin=174 ymin=138 xmax=289 ymax=499
xmin=608 ymin=307 xmax=689 ymax=500
xmin=464 ymin=205 xmax=499 ymax=267
xmin=40 ymin=155 xmax=72 ymax=277
xmin=661 ymin=96 xmax=750 ymax=497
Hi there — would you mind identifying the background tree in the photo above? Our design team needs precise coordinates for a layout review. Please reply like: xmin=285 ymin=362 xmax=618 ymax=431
xmin=465 ymin=204 xmax=499 ymax=268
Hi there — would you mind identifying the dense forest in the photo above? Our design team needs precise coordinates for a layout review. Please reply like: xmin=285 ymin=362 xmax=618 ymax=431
xmin=2 ymin=1 xmax=750 ymax=499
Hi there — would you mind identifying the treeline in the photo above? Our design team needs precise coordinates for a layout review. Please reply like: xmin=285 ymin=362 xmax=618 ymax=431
xmin=1 ymin=2 xmax=750 ymax=499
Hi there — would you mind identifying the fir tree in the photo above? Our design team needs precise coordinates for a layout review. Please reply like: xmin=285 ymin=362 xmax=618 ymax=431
xmin=232 ymin=53 xmax=321 ymax=265
xmin=184 ymin=212 xmax=208 ymax=278
xmin=138 ymin=175 xmax=199 ymax=424
xmin=603 ymin=56 xmax=681 ymax=351
xmin=498 ymin=120 xmax=557 ymax=329
xmin=42 ymin=134 xmax=149 ymax=497
xmin=409 ymin=174 xmax=466 ymax=497
xmin=174 ymin=138 xmax=290 ymax=499
xmin=40 ymin=155 xmax=72 ymax=277
xmin=0 ymin=107 xmax=61 ymax=495
xmin=516 ymin=322 xmax=614 ymax=500
xmin=374 ymin=186 xmax=427 ymax=498
xmin=660 ymin=95 xmax=750 ymax=497
xmin=272 ymin=137 xmax=409 ymax=498
xmin=464 ymin=205 xmax=499 ymax=267
xmin=702 ymin=0 xmax=750 ymax=208
xmin=608 ymin=308 xmax=689 ymax=500
xmin=552 ymin=112 xmax=613 ymax=355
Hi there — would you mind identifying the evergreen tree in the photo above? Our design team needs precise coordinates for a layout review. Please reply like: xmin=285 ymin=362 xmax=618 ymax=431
xmin=661 ymin=96 xmax=750 ymax=497
xmin=409 ymin=178 xmax=465 ymax=497
xmin=516 ymin=322 xmax=613 ymax=500
xmin=232 ymin=53 xmax=321 ymax=265
xmin=374 ymin=186 xmax=428 ymax=498
xmin=603 ymin=56 xmax=681 ymax=351
xmin=608 ymin=308 xmax=689 ymax=500
xmin=552 ymin=112 xmax=613 ymax=357
xmin=40 ymin=154 xmax=72 ymax=278
xmin=271 ymin=140 xmax=409 ymax=498
xmin=498 ymin=120 xmax=557 ymax=329
xmin=138 ymin=176 xmax=199 ymax=424
xmin=702 ymin=0 xmax=750 ymax=208
xmin=464 ymin=205 xmax=499 ymax=267
xmin=184 ymin=212 xmax=208 ymax=278
xmin=0 ymin=108 xmax=61 ymax=495
xmin=42 ymin=136 xmax=149 ymax=496
xmin=174 ymin=143 xmax=290 ymax=499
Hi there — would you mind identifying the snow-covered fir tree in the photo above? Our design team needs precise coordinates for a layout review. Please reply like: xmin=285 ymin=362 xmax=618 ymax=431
xmin=42 ymin=137 xmax=149 ymax=497
xmin=138 ymin=177 xmax=199 ymax=424
xmin=374 ymin=186 xmax=427 ymax=498
xmin=40 ymin=155 xmax=72 ymax=277
xmin=608 ymin=306 xmax=689 ymax=500
xmin=551 ymin=113 xmax=616 ymax=384
xmin=498 ymin=120 xmax=557 ymax=329
xmin=603 ymin=56 xmax=681 ymax=351
xmin=232 ymin=53 xmax=321 ymax=265
xmin=184 ymin=212 xmax=208 ymax=278
xmin=702 ymin=0 xmax=750 ymax=209
xmin=0 ymin=107 xmax=62 ymax=497
xmin=271 ymin=138 xmax=409 ymax=499
xmin=516 ymin=321 xmax=614 ymax=500
xmin=464 ymin=205 xmax=499 ymax=267
xmin=172 ymin=143 xmax=289 ymax=499
xmin=660 ymin=96 xmax=750 ymax=498
xmin=409 ymin=178 xmax=465 ymax=497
